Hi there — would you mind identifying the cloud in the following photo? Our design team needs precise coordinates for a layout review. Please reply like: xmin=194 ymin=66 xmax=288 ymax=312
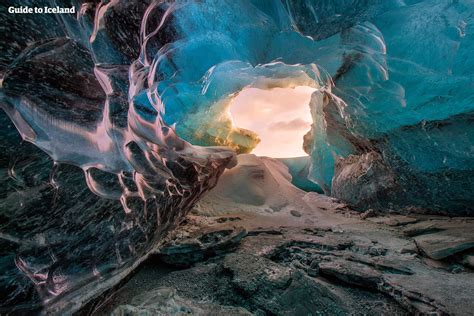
xmin=230 ymin=86 xmax=314 ymax=157
xmin=268 ymin=118 xmax=311 ymax=131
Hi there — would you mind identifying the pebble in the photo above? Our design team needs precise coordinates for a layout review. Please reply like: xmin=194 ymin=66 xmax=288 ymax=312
xmin=290 ymin=210 xmax=302 ymax=217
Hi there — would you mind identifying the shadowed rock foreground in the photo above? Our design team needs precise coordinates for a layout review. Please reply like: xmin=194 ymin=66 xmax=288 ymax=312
xmin=93 ymin=210 xmax=474 ymax=315
xmin=92 ymin=157 xmax=474 ymax=316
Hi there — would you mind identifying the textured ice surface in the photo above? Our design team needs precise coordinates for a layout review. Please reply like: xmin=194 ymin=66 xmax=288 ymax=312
xmin=0 ymin=0 xmax=473 ymax=313
xmin=0 ymin=1 xmax=236 ymax=313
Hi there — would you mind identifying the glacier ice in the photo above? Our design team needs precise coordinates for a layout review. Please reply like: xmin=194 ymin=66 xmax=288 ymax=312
xmin=0 ymin=0 xmax=473 ymax=313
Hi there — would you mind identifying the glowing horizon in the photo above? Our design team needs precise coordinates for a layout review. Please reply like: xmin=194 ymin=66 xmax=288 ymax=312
xmin=230 ymin=86 xmax=315 ymax=158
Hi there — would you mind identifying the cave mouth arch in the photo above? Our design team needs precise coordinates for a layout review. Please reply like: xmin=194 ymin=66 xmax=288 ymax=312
xmin=229 ymin=86 xmax=316 ymax=158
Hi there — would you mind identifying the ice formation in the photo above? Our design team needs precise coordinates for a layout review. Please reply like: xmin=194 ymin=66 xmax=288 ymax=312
xmin=0 ymin=0 xmax=473 ymax=313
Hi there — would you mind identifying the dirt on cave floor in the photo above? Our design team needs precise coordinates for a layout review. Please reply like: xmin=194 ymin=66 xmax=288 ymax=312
xmin=81 ymin=155 xmax=474 ymax=315
xmin=88 ymin=192 xmax=474 ymax=316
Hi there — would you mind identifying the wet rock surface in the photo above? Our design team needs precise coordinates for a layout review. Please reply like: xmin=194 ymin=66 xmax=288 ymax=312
xmin=158 ymin=225 xmax=247 ymax=268
xmin=404 ymin=219 xmax=474 ymax=261
xmin=94 ymin=204 xmax=474 ymax=316
xmin=414 ymin=230 xmax=474 ymax=260
xmin=110 ymin=287 xmax=251 ymax=316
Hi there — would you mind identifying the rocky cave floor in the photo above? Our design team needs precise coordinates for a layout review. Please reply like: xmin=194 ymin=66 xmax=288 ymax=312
xmin=84 ymin=193 xmax=474 ymax=316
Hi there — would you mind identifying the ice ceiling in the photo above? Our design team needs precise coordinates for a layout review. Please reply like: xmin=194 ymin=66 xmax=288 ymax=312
xmin=0 ymin=0 xmax=473 ymax=313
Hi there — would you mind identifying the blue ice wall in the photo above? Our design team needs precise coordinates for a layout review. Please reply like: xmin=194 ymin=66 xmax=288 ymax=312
xmin=141 ymin=0 xmax=474 ymax=212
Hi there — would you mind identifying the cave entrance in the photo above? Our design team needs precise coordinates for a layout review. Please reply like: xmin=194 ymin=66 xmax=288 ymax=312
xmin=229 ymin=86 xmax=315 ymax=158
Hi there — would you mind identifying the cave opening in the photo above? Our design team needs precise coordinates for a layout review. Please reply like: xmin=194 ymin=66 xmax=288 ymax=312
xmin=229 ymin=86 xmax=316 ymax=159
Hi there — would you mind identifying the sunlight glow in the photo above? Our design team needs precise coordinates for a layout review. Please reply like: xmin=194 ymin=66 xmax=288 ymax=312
xmin=230 ymin=86 xmax=315 ymax=158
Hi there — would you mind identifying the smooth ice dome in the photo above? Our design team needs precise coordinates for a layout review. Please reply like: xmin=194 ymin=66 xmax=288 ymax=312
xmin=0 ymin=0 xmax=473 ymax=314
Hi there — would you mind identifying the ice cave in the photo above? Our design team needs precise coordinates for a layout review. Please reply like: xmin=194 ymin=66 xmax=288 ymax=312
xmin=0 ymin=0 xmax=473 ymax=315
xmin=229 ymin=86 xmax=314 ymax=158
